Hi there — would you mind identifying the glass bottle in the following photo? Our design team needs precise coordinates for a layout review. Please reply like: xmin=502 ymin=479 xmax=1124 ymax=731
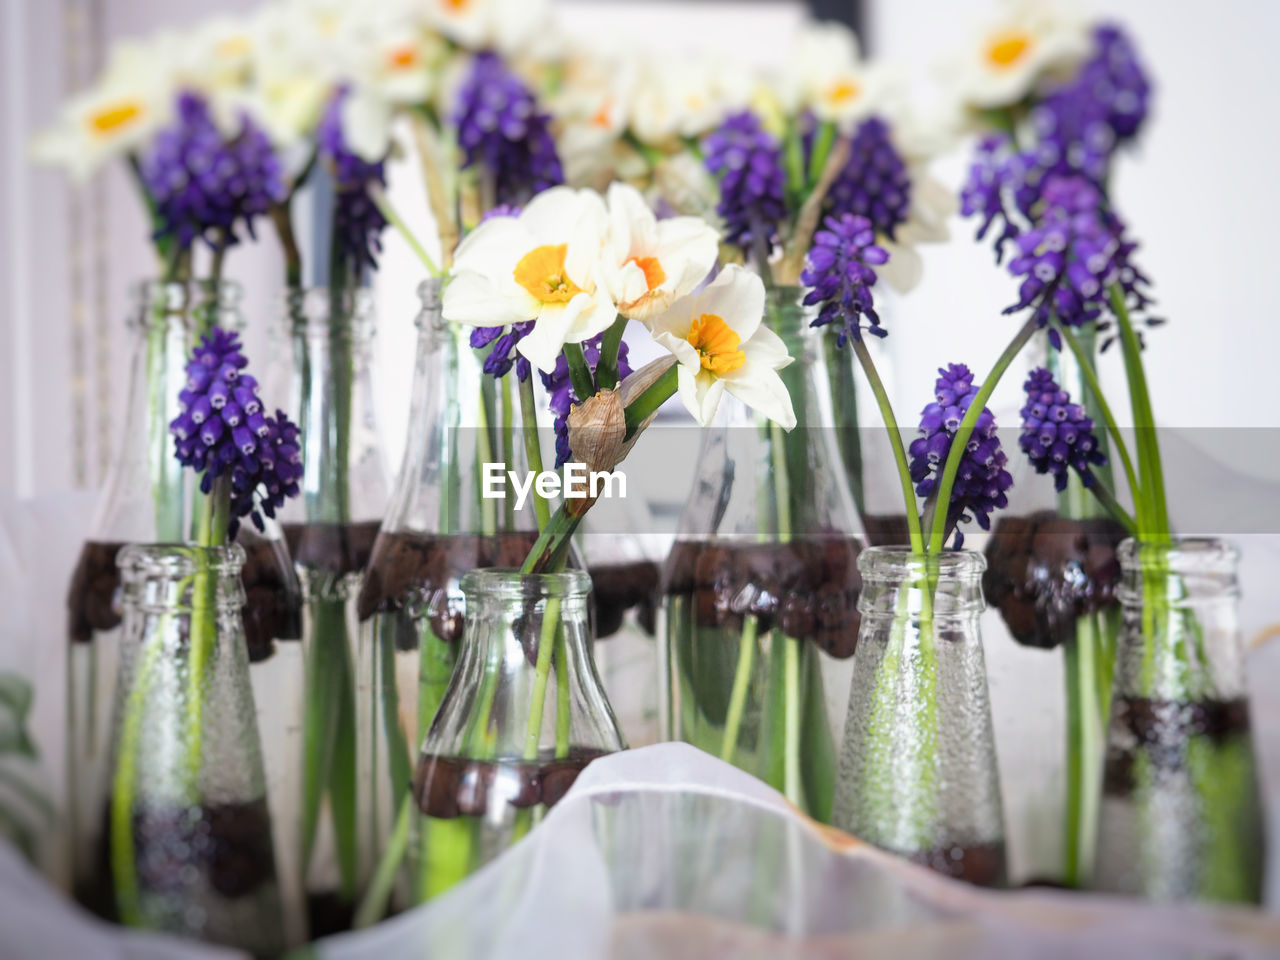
xmin=1093 ymin=537 xmax=1264 ymax=903
xmin=660 ymin=287 xmax=864 ymax=823
xmin=578 ymin=494 xmax=662 ymax=747
xmin=353 ymin=279 xmax=547 ymax=920
xmin=406 ymin=569 xmax=624 ymax=902
xmin=64 ymin=281 xmax=301 ymax=925
xmin=982 ymin=328 xmax=1125 ymax=886
xmin=103 ymin=544 xmax=284 ymax=955
xmin=273 ymin=287 xmax=389 ymax=935
xmin=832 ymin=548 xmax=1007 ymax=887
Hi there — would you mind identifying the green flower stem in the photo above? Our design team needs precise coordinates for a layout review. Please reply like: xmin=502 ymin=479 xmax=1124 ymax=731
xmin=851 ymin=339 xmax=924 ymax=552
xmin=782 ymin=636 xmax=803 ymax=808
xmin=501 ymin=376 xmax=517 ymax=530
xmin=523 ymin=598 xmax=563 ymax=760
xmin=1061 ymin=608 xmax=1113 ymax=888
xmin=719 ymin=615 xmax=758 ymax=763
xmin=807 ymin=122 xmax=836 ymax=188
xmin=474 ymin=381 xmax=498 ymax=537
xmin=770 ymin=420 xmax=793 ymax=541
xmin=623 ymin=366 xmax=678 ymax=438
xmin=1086 ymin=475 xmax=1138 ymax=536
xmin=1110 ymin=284 xmax=1169 ymax=540
xmin=554 ymin=629 xmax=570 ymax=758
xmin=826 ymin=336 xmax=865 ymax=516
xmin=184 ymin=483 xmax=230 ymax=793
xmin=519 ymin=505 xmax=581 ymax=575
xmin=562 ymin=342 xmax=596 ymax=402
xmin=110 ymin=622 xmax=167 ymax=927
xmin=595 ymin=316 xmax=628 ymax=392
xmin=353 ymin=798 xmax=410 ymax=929
xmin=518 ymin=375 xmax=551 ymax=531
xmin=369 ymin=183 xmax=443 ymax=278
xmin=784 ymin=120 xmax=806 ymax=206
xmin=928 ymin=318 xmax=1038 ymax=554
xmin=1053 ymin=321 xmax=1143 ymax=519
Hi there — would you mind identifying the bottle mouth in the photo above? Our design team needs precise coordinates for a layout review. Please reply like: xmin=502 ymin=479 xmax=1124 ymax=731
xmin=130 ymin=279 xmax=243 ymax=330
xmin=460 ymin=568 xmax=592 ymax=601
xmin=1118 ymin=536 xmax=1239 ymax=576
xmin=118 ymin=542 xmax=246 ymax=581
xmin=278 ymin=287 xmax=375 ymax=337
xmin=857 ymin=546 xmax=987 ymax=581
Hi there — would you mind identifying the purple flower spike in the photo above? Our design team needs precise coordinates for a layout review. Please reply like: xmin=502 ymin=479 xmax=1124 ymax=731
xmin=1019 ymin=368 xmax=1107 ymax=492
xmin=140 ymin=92 xmax=285 ymax=252
xmin=801 ymin=213 xmax=888 ymax=347
xmin=170 ymin=326 xmax=302 ymax=537
xmin=960 ymin=135 xmax=1021 ymax=263
xmin=703 ymin=110 xmax=788 ymax=252
xmin=908 ymin=363 xmax=1012 ymax=548
xmin=471 ymin=320 xmax=534 ymax=381
xmin=539 ymin=334 xmax=632 ymax=467
xmin=318 ymin=88 xmax=389 ymax=274
xmin=454 ymin=53 xmax=563 ymax=209
xmin=826 ymin=117 xmax=912 ymax=240
xmin=1003 ymin=174 xmax=1150 ymax=335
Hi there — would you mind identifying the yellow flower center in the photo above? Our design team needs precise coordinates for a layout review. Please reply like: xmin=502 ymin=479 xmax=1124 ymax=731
xmin=514 ymin=245 xmax=582 ymax=303
xmin=686 ymin=313 xmax=745 ymax=375
xmin=215 ymin=34 xmax=252 ymax=59
xmin=825 ymin=78 xmax=861 ymax=106
xmin=626 ymin=255 xmax=666 ymax=291
xmin=443 ymin=0 xmax=471 ymax=10
xmin=388 ymin=45 xmax=418 ymax=69
xmin=985 ymin=30 xmax=1033 ymax=69
xmin=87 ymin=100 xmax=144 ymax=135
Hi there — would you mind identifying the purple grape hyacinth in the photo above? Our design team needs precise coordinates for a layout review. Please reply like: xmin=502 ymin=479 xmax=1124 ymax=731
xmin=826 ymin=117 xmax=912 ymax=240
xmin=908 ymin=363 xmax=1012 ymax=548
xmin=170 ymin=327 xmax=302 ymax=537
xmin=801 ymin=213 xmax=888 ymax=347
xmin=540 ymin=334 xmax=633 ymax=467
xmin=959 ymin=135 xmax=1021 ymax=263
xmin=471 ymin=321 xmax=534 ymax=380
xmin=454 ymin=52 xmax=563 ymax=209
xmin=140 ymin=92 xmax=285 ymax=252
xmin=1004 ymin=174 xmax=1150 ymax=337
xmin=703 ymin=110 xmax=788 ymax=252
xmin=1019 ymin=367 xmax=1107 ymax=492
xmin=318 ymin=88 xmax=389 ymax=274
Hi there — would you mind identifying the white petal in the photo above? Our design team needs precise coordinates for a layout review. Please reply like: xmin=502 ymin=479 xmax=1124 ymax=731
xmin=723 ymin=361 xmax=797 ymax=430
xmin=672 ymin=365 xmax=726 ymax=427
xmin=340 ymin=87 xmax=391 ymax=161
xmin=516 ymin=305 xmax=576 ymax=373
xmin=453 ymin=216 xmax=531 ymax=272
xmin=879 ymin=240 xmax=923 ymax=295
xmin=654 ymin=216 xmax=720 ymax=297
xmin=606 ymin=181 xmax=658 ymax=256
xmin=740 ymin=324 xmax=794 ymax=370
xmin=442 ymin=271 xmax=536 ymax=327
xmin=651 ymin=329 xmax=701 ymax=373
xmin=694 ymin=265 xmax=767 ymax=344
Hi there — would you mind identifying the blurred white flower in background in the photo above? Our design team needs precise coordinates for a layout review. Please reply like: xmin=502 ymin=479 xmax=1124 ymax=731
xmin=778 ymin=22 xmax=883 ymax=129
xmin=426 ymin=0 xmax=555 ymax=57
xmin=628 ymin=56 xmax=748 ymax=148
xmin=30 ymin=36 xmax=177 ymax=180
xmin=946 ymin=0 xmax=1089 ymax=112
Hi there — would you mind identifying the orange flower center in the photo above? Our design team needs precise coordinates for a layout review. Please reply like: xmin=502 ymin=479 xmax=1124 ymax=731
xmin=592 ymin=99 xmax=613 ymax=128
xmin=443 ymin=0 xmax=470 ymax=10
xmin=388 ymin=46 xmax=418 ymax=69
xmin=514 ymin=245 xmax=582 ymax=303
xmin=985 ymin=31 xmax=1032 ymax=69
xmin=826 ymin=78 xmax=861 ymax=106
xmin=686 ymin=314 xmax=745 ymax=375
xmin=626 ymin=255 xmax=666 ymax=291
xmin=88 ymin=100 xmax=144 ymax=135
xmin=215 ymin=35 xmax=252 ymax=59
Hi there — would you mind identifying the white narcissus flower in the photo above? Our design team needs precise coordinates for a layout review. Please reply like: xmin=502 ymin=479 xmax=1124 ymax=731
xmin=649 ymin=265 xmax=796 ymax=430
xmin=949 ymin=0 xmax=1089 ymax=111
xmin=778 ymin=22 xmax=882 ymax=128
xmin=604 ymin=182 xmax=719 ymax=323
xmin=426 ymin=0 xmax=552 ymax=57
xmin=628 ymin=57 xmax=745 ymax=147
xmin=444 ymin=187 xmax=618 ymax=373
xmin=30 ymin=37 xmax=177 ymax=181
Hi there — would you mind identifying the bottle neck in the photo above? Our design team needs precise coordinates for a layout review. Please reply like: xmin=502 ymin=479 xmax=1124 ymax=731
xmin=1114 ymin=537 xmax=1244 ymax=701
xmin=118 ymin=543 xmax=246 ymax=617
xmin=857 ymin=547 xmax=987 ymax=623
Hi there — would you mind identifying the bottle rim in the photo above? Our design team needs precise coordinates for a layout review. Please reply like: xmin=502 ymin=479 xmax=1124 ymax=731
xmin=1117 ymin=536 xmax=1239 ymax=577
xmin=856 ymin=545 xmax=987 ymax=581
xmin=277 ymin=286 xmax=376 ymax=336
xmin=129 ymin=279 xmax=243 ymax=331
xmin=460 ymin=567 xmax=592 ymax=601
xmin=118 ymin=542 xmax=246 ymax=580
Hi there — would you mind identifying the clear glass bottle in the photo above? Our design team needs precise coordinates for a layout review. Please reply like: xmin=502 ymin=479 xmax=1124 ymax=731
xmin=832 ymin=548 xmax=1007 ymax=887
xmin=102 ymin=543 xmax=284 ymax=954
xmin=661 ymin=287 xmax=864 ymax=822
xmin=273 ymin=286 xmax=389 ymax=935
xmin=406 ymin=569 xmax=624 ymax=902
xmin=578 ymin=495 xmax=662 ymax=747
xmin=982 ymin=329 xmax=1125 ymax=886
xmin=1093 ymin=537 xmax=1263 ymax=903
xmin=64 ymin=281 xmax=301 ymax=925
xmin=353 ymin=279 xmax=547 ymax=919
